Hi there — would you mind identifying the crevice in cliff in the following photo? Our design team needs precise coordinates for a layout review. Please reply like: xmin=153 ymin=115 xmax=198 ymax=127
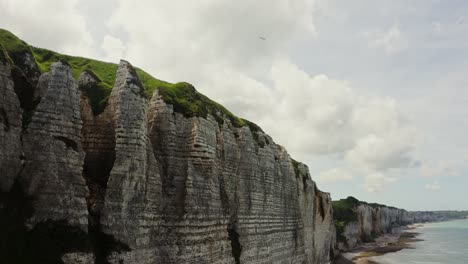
xmin=219 ymin=176 xmax=230 ymax=215
xmin=81 ymin=127 xmax=116 ymax=216
xmin=81 ymin=124 xmax=130 ymax=264
xmin=82 ymin=136 xmax=122 ymax=264
xmin=80 ymin=94 xmax=129 ymax=263
xmin=0 ymin=108 xmax=9 ymax=131
xmin=79 ymin=70 xmax=110 ymax=116
xmin=88 ymin=214 xmax=130 ymax=264
xmin=221 ymin=164 xmax=242 ymax=264
xmin=1 ymin=46 xmax=42 ymax=130
xmin=315 ymin=186 xmax=326 ymax=221
xmin=11 ymin=66 xmax=40 ymax=129
xmin=227 ymin=225 xmax=242 ymax=264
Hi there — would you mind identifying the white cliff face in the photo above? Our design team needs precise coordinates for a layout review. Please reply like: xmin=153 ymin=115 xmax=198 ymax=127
xmin=91 ymin=62 xmax=336 ymax=263
xmin=0 ymin=51 xmax=336 ymax=263
xmin=312 ymin=188 xmax=336 ymax=264
xmin=341 ymin=222 xmax=360 ymax=249
xmin=334 ymin=201 xmax=466 ymax=253
xmin=357 ymin=205 xmax=374 ymax=241
xmin=20 ymin=61 xmax=89 ymax=227
xmin=409 ymin=211 xmax=468 ymax=222
xmin=336 ymin=203 xmax=413 ymax=251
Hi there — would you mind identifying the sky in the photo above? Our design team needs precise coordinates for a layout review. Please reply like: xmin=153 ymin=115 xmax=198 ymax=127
xmin=1 ymin=0 xmax=467 ymax=211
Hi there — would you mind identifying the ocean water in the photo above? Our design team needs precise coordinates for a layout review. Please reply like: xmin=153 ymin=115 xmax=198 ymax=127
xmin=372 ymin=219 xmax=468 ymax=264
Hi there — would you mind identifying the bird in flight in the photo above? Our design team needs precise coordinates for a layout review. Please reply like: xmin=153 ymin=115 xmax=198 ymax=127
xmin=259 ymin=36 xmax=266 ymax=40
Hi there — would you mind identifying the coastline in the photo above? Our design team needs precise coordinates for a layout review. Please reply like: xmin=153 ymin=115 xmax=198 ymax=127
xmin=333 ymin=224 xmax=424 ymax=264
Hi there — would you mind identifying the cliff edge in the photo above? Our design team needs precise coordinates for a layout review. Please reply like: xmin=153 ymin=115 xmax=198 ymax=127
xmin=332 ymin=197 xmax=413 ymax=251
xmin=0 ymin=29 xmax=336 ymax=264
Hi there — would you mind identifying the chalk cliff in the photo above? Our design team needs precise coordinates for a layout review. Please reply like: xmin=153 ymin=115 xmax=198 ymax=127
xmin=331 ymin=197 xmax=468 ymax=252
xmin=410 ymin=211 xmax=468 ymax=223
xmin=0 ymin=29 xmax=336 ymax=264
xmin=332 ymin=197 xmax=414 ymax=251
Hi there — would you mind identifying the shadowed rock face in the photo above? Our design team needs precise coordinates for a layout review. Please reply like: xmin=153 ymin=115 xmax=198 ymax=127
xmin=0 ymin=49 xmax=22 ymax=192
xmin=0 ymin=49 xmax=93 ymax=264
xmin=0 ymin=49 xmax=336 ymax=263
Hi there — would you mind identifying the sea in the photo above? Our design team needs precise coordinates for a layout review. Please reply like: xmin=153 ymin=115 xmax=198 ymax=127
xmin=371 ymin=219 xmax=468 ymax=264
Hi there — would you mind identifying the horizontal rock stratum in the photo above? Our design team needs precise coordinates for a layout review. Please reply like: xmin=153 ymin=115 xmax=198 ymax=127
xmin=0 ymin=29 xmax=337 ymax=264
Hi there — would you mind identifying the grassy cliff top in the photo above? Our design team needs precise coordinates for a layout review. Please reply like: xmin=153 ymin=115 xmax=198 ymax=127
xmin=332 ymin=196 xmax=398 ymax=211
xmin=332 ymin=196 xmax=360 ymax=224
xmin=332 ymin=196 xmax=399 ymax=229
xmin=0 ymin=28 xmax=260 ymax=130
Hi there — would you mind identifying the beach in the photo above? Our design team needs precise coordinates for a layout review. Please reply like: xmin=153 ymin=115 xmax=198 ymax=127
xmin=333 ymin=224 xmax=424 ymax=264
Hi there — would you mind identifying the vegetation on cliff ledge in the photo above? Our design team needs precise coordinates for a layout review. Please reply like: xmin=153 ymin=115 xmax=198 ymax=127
xmin=332 ymin=196 xmax=398 ymax=225
xmin=332 ymin=196 xmax=360 ymax=223
xmin=332 ymin=196 xmax=360 ymax=243
xmin=0 ymin=28 xmax=263 ymax=132
xmin=332 ymin=196 xmax=400 ymax=243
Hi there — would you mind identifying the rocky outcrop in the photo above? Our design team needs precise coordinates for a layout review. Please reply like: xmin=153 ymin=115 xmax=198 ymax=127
xmin=0 ymin=32 xmax=336 ymax=264
xmin=0 ymin=48 xmax=91 ymax=263
xmin=20 ymin=61 xmax=89 ymax=226
xmin=312 ymin=188 xmax=336 ymax=263
xmin=333 ymin=198 xmax=413 ymax=251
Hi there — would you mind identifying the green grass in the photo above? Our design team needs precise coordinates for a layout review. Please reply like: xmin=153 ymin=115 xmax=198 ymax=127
xmin=31 ymin=47 xmax=119 ymax=83
xmin=332 ymin=196 xmax=360 ymax=243
xmin=0 ymin=28 xmax=263 ymax=131
xmin=134 ymin=68 xmax=172 ymax=96
xmin=0 ymin=29 xmax=30 ymax=66
xmin=332 ymin=196 xmax=360 ymax=224
xmin=0 ymin=29 xmax=30 ymax=55
xmin=30 ymin=46 xmax=120 ymax=115
xmin=332 ymin=196 xmax=398 ymax=224
xmin=332 ymin=196 xmax=401 ymax=243
xmin=155 ymin=81 xmax=265 ymax=132
xmin=366 ymin=202 xmax=397 ymax=210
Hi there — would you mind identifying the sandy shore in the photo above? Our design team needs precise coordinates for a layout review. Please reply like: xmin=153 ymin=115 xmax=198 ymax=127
xmin=333 ymin=224 xmax=424 ymax=264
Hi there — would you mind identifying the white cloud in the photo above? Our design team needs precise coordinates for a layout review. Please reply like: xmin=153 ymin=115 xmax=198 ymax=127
xmin=105 ymin=2 xmax=419 ymax=193
xmin=432 ymin=22 xmax=442 ymax=33
xmin=101 ymin=35 xmax=126 ymax=62
xmin=424 ymin=181 xmax=441 ymax=191
xmin=0 ymin=0 xmax=93 ymax=56
xmin=317 ymin=168 xmax=353 ymax=183
xmin=345 ymin=130 xmax=417 ymax=171
xmin=107 ymin=0 xmax=316 ymax=83
xmin=420 ymin=161 xmax=459 ymax=178
xmin=264 ymin=59 xmax=418 ymax=175
xmin=267 ymin=60 xmax=356 ymax=155
xmin=369 ymin=24 xmax=408 ymax=54
xmin=2 ymin=0 xmax=468 ymax=209
xmin=0 ymin=0 xmax=422 ymax=196
xmin=364 ymin=172 xmax=396 ymax=193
